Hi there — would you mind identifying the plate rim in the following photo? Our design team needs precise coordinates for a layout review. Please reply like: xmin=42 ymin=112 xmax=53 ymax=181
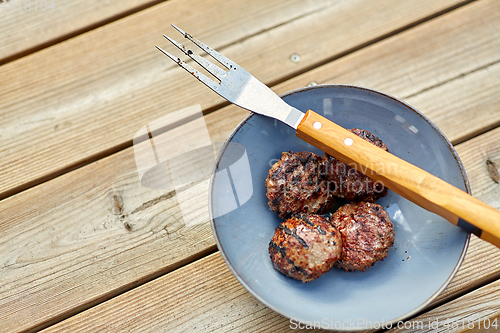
xmin=208 ymin=84 xmax=471 ymax=330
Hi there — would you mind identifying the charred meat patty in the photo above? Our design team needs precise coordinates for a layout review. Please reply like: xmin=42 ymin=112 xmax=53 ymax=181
xmin=269 ymin=214 xmax=342 ymax=282
xmin=331 ymin=202 xmax=394 ymax=272
xmin=265 ymin=151 xmax=333 ymax=219
xmin=322 ymin=128 xmax=389 ymax=202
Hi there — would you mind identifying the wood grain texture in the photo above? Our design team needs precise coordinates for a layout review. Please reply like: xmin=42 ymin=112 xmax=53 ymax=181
xmin=275 ymin=0 xmax=500 ymax=145
xmin=0 ymin=0 xmax=162 ymax=64
xmin=40 ymin=253 xmax=297 ymax=333
xmin=0 ymin=0 xmax=471 ymax=200
xmin=34 ymin=50 xmax=500 ymax=333
xmin=40 ymin=239 xmax=500 ymax=333
xmin=437 ymin=236 xmax=500 ymax=305
xmin=0 ymin=112 xmax=233 ymax=332
xmin=37 ymin=45 xmax=500 ymax=333
xmin=455 ymin=128 xmax=500 ymax=210
xmin=387 ymin=126 xmax=500 ymax=333
xmin=434 ymin=125 xmax=500 ymax=302
xmin=388 ymin=278 xmax=500 ymax=332
xmin=2 ymin=0 xmax=499 ymax=332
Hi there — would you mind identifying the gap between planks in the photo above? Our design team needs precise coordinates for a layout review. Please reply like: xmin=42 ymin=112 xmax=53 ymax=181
xmin=36 ymin=46 xmax=500 ymax=333
xmin=0 ymin=0 xmax=478 ymax=203
xmin=31 ymin=245 xmax=219 ymax=333
xmin=263 ymin=0 xmax=477 ymax=89
xmin=0 ymin=0 xmax=344 ymax=202
xmin=384 ymin=123 xmax=500 ymax=330
xmin=38 ymin=32 xmax=500 ymax=333
xmin=385 ymin=278 xmax=500 ymax=332
xmin=0 ymin=1 xmax=500 ymax=330
xmin=0 ymin=0 xmax=168 ymax=66
xmin=39 ymin=238 xmax=500 ymax=332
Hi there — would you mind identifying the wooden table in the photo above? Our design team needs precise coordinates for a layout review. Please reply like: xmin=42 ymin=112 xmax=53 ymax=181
xmin=1 ymin=0 xmax=500 ymax=331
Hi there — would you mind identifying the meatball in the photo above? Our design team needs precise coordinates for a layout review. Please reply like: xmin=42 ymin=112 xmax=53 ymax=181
xmin=331 ymin=202 xmax=394 ymax=272
xmin=269 ymin=214 xmax=342 ymax=282
xmin=265 ymin=151 xmax=333 ymax=219
xmin=322 ymin=128 xmax=388 ymax=202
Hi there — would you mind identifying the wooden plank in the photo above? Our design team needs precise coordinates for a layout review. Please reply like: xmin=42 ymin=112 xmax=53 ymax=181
xmin=0 ymin=104 xmax=243 ymax=332
xmin=0 ymin=0 xmax=162 ymax=65
xmin=15 ymin=52 xmax=500 ymax=333
xmin=37 ymin=237 xmax=500 ymax=332
xmin=37 ymin=29 xmax=500 ymax=332
xmin=0 ymin=0 xmax=472 ymax=201
xmin=455 ymin=127 xmax=500 ymax=208
xmin=0 ymin=0 xmax=498 ymax=331
xmin=39 ymin=240 xmax=500 ymax=332
xmin=275 ymin=0 xmax=500 ymax=145
xmin=439 ymin=236 xmax=500 ymax=305
xmin=40 ymin=253 xmax=296 ymax=333
xmin=432 ymin=124 xmax=500 ymax=301
xmin=385 ymin=130 xmax=500 ymax=333
xmin=388 ymin=279 xmax=500 ymax=332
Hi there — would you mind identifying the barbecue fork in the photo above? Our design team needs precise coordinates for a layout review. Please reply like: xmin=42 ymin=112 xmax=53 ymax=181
xmin=156 ymin=24 xmax=500 ymax=247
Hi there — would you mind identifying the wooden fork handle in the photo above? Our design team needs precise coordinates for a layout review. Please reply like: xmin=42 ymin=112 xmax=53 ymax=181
xmin=296 ymin=110 xmax=500 ymax=248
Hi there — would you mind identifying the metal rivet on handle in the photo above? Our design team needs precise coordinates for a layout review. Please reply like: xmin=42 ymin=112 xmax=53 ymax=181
xmin=344 ymin=138 xmax=353 ymax=146
xmin=313 ymin=121 xmax=322 ymax=129
xmin=290 ymin=54 xmax=300 ymax=63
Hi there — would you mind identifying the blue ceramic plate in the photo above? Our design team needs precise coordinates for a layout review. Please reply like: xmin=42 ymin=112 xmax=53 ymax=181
xmin=209 ymin=85 xmax=469 ymax=331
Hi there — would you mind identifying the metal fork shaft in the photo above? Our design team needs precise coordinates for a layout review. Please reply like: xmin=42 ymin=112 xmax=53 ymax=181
xmin=163 ymin=34 xmax=226 ymax=79
xmin=171 ymin=24 xmax=238 ymax=71
xmin=155 ymin=45 xmax=220 ymax=92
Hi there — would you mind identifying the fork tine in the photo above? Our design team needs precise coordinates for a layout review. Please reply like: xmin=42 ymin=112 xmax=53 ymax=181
xmin=163 ymin=35 xmax=226 ymax=80
xmin=155 ymin=45 xmax=220 ymax=92
xmin=171 ymin=24 xmax=238 ymax=71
